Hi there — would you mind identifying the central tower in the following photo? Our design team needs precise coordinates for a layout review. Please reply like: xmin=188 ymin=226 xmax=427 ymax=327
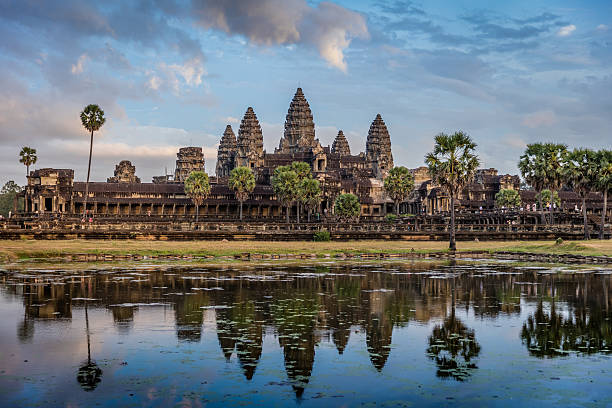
xmin=276 ymin=88 xmax=318 ymax=153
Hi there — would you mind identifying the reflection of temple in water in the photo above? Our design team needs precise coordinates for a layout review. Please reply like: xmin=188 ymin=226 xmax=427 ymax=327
xmin=3 ymin=264 xmax=611 ymax=396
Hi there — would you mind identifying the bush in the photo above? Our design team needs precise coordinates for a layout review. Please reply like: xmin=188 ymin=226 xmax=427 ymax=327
xmin=555 ymin=237 xmax=564 ymax=245
xmin=385 ymin=214 xmax=397 ymax=222
xmin=314 ymin=230 xmax=331 ymax=242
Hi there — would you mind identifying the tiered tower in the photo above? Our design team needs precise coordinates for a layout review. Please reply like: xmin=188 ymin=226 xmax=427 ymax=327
xmin=365 ymin=114 xmax=394 ymax=179
xmin=175 ymin=147 xmax=204 ymax=182
xmin=277 ymin=88 xmax=319 ymax=153
xmin=216 ymin=125 xmax=237 ymax=178
xmin=236 ymin=107 xmax=264 ymax=170
xmin=107 ymin=160 xmax=140 ymax=183
xmin=331 ymin=130 xmax=351 ymax=156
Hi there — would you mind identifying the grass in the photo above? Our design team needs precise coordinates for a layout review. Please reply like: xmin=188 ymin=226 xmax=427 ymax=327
xmin=0 ymin=239 xmax=611 ymax=263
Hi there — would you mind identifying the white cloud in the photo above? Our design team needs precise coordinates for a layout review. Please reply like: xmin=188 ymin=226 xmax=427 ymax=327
xmin=147 ymin=75 xmax=162 ymax=90
xmin=70 ymin=54 xmax=89 ymax=74
xmin=522 ymin=110 xmax=556 ymax=128
xmin=596 ymin=24 xmax=608 ymax=32
xmin=557 ymin=24 xmax=576 ymax=37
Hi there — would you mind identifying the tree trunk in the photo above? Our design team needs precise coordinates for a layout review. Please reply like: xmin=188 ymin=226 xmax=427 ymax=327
xmin=239 ymin=201 xmax=243 ymax=221
xmin=449 ymin=194 xmax=456 ymax=251
xmin=307 ymin=210 xmax=311 ymax=222
xmin=550 ymin=190 xmax=555 ymax=225
xmin=26 ymin=164 xmax=29 ymax=213
xmin=537 ymin=191 xmax=545 ymax=224
xmin=582 ymin=196 xmax=589 ymax=240
xmin=196 ymin=204 xmax=199 ymax=223
xmin=601 ymin=190 xmax=608 ymax=240
xmin=395 ymin=201 xmax=399 ymax=216
xmin=297 ymin=202 xmax=300 ymax=224
xmin=83 ymin=129 xmax=94 ymax=217
xmin=286 ymin=205 xmax=290 ymax=224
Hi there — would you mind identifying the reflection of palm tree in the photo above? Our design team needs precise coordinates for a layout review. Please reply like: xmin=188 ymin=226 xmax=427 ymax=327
xmin=77 ymin=301 xmax=102 ymax=391
xmin=426 ymin=278 xmax=480 ymax=381
xmin=17 ymin=307 xmax=34 ymax=343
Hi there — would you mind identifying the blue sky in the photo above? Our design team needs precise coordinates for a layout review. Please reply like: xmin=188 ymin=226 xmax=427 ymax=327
xmin=1 ymin=0 xmax=610 ymax=186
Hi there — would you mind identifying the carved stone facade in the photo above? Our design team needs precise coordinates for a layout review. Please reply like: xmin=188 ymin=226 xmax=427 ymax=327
xmin=216 ymin=125 xmax=237 ymax=178
xmin=175 ymin=147 xmax=204 ymax=182
xmin=331 ymin=131 xmax=351 ymax=156
xmin=276 ymin=88 xmax=320 ymax=154
xmin=107 ymin=160 xmax=140 ymax=183
xmin=366 ymin=114 xmax=394 ymax=180
xmin=235 ymin=107 xmax=264 ymax=171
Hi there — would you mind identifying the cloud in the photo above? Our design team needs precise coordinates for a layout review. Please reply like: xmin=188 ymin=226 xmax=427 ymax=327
xmin=224 ymin=116 xmax=239 ymax=124
xmin=71 ymin=54 xmax=89 ymax=74
xmin=522 ymin=110 xmax=557 ymax=128
xmin=596 ymin=24 xmax=608 ymax=32
xmin=557 ymin=24 xmax=576 ymax=37
xmin=191 ymin=0 xmax=369 ymax=71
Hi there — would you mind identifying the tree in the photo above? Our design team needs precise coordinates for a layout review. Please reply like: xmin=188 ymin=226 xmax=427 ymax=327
xmin=184 ymin=171 xmax=210 ymax=222
xmin=271 ymin=166 xmax=298 ymax=223
xmin=0 ymin=181 xmax=23 ymax=217
xmin=383 ymin=166 xmax=415 ymax=216
xmin=19 ymin=147 xmax=37 ymax=213
xmin=495 ymin=189 xmax=521 ymax=208
xmin=593 ymin=149 xmax=612 ymax=239
xmin=562 ymin=148 xmax=597 ymax=239
xmin=229 ymin=166 xmax=256 ymax=221
xmin=334 ymin=193 xmax=360 ymax=221
xmin=80 ymin=104 xmax=105 ymax=217
xmin=290 ymin=161 xmax=312 ymax=223
xmin=519 ymin=143 xmax=547 ymax=224
xmin=541 ymin=143 xmax=568 ymax=224
xmin=425 ymin=131 xmax=480 ymax=251
xmin=536 ymin=190 xmax=560 ymax=207
xmin=299 ymin=178 xmax=322 ymax=222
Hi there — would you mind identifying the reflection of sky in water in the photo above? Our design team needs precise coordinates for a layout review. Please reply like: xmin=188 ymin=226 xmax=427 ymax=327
xmin=0 ymin=262 xmax=611 ymax=407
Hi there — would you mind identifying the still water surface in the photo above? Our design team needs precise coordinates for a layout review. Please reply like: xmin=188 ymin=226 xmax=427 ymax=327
xmin=0 ymin=261 xmax=611 ymax=407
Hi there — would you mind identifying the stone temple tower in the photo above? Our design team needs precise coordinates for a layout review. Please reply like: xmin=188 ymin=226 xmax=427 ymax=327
xmin=366 ymin=114 xmax=394 ymax=179
xmin=235 ymin=107 xmax=264 ymax=170
xmin=331 ymin=130 xmax=351 ymax=156
xmin=175 ymin=147 xmax=204 ymax=182
xmin=277 ymin=88 xmax=319 ymax=153
xmin=216 ymin=125 xmax=237 ymax=178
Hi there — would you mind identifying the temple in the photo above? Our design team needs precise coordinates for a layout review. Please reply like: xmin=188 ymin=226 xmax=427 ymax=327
xmin=24 ymin=87 xmax=530 ymax=218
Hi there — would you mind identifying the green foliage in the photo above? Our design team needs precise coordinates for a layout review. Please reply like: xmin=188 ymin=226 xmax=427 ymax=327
xmin=536 ymin=189 xmax=560 ymax=206
xmin=298 ymin=177 xmax=322 ymax=213
xmin=19 ymin=147 xmax=37 ymax=176
xmin=385 ymin=214 xmax=397 ymax=222
xmin=184 ymin=171 xmax=211 ymax=208
xmin=0 ymin=181 xmax=23 ymax=217
xmin=228 ymin=166 xmax=256 ymax=202
xmin=334 ymin=193 xmax=360 ymax=220
xmin=518 ymin=143 xmax=547 ymax=193
xmin=1 ymin=181 xmax=21 ymax=195
xmin=555 ymin=237 xmax=564 ymax=245
xmin=424 ymin=132 xmax=480 ymax=197
xmin=593 ymin=149 xmax=612 ymax=194
xmin=290 ymin=161 xmax=312 ymax=181
xmin=562 ymin=148 xmax=597 ymax=197
xmin=313 ymin=230 xmax=331 ymax=241
xmin=80 ymin=104 xmax=106 ymax=132
xmin=495 ymin=189 xmax=521 ymax=208
xmin=271 ymin=165 xmax=299 ymax=207
xmin=384 ymin=166 xmax=415 ymax=215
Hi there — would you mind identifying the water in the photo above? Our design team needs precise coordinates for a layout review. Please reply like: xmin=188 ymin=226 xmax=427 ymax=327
xmin=0 ymin=261 xmax=611 ymax=407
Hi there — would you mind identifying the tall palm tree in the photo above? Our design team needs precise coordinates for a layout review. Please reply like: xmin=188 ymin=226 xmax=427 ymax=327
xmin=80 ymin=104 xmax=105 ymax=217
xmin=593 ymin=149 xmax=612 ymax=239
xmin=541 ymin=143 xmax=568 ymax=225
xmin=271 ymin=166 xmax=298 ymax=224
xmin=228 ymin=166 xmax=256 ymax=221
xmin=299 ymin=178 xmax=322 ymax=222
xmin=519 ymin=143 xmax=548 ymax=224
xmin=384 ymin=166 xmax=415 ymax=216
xmin=425 ymin=131 xmax=480 ymax=251
xmin=184 ymin=171 xmax=210 ymax=222
xmin=562 ymin=148 xmax=596 ymax=239
xmin=19 ymin=147 xmax=37 ymax=212
xmin=290 ymin=161 xmax=312 ymax=224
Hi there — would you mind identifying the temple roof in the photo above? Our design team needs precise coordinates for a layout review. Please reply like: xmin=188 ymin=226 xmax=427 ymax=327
xmin=278 ymin=87 xmax=316 ymax=151
xmin=237 ymin=107 xmax=263 ymax=150
xmin=219 ymin=125 xmax=236 ymax=148
xmin=331 ymin=130 xmax=351 ymax=156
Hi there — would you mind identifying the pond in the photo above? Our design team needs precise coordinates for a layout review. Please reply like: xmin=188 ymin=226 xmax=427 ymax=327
xmin=0 ymin=261 xmax=611 ymax=407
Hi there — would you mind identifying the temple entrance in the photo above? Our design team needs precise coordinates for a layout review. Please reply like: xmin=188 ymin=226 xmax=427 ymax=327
xmin=44 ymin=198 xmax=52 ymax=212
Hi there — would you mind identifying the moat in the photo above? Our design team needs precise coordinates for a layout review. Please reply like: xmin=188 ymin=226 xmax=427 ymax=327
xmin=1 ymin=261 xmax=611 ymax=407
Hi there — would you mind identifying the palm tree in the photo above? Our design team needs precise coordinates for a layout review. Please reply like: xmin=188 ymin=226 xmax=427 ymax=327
xmin=593 ymin=149 xmax=612 ymax=239
xmin=299 ymin=178 xmax=322 ymax=222
xmin=19 ymin=147 xmax=37 ymax=212
xmin=383 ymin=166 xmax=415 ymax=216
xmin=519 ymin=143 xmax=547 ymax=224
xmin=562 ymin=148 xmax=596 ymax=239
xmin=541 ymin=143 xmax=568 ymax=225
xmin=184 ymin=171 xmax=210 ymax=222
xmin=425 ymin=131 xmax=480 ymax=251
xmin=77 ymin=300 xmax=103 ymax=391
xmin=80 ymin=104 xmax=106 ymax=217
xmin=271 ymin=166 xmax=298 ymax=223
xmin=290 ymin=161 xmax=312 ymax=224
xmin=229 ymin=166 xmax=256 ymax=221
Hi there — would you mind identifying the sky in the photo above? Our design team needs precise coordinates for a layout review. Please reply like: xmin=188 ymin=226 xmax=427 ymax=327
xmin=1 ymin=0 xmax=611 ymax=187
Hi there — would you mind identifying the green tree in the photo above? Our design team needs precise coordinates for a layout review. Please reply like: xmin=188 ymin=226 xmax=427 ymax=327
xmin=228 ymin=166 xmax=256 ymax=221
xmin=383 ymin=166 xmax=415 ymax=216
xmin=425 ymin=131 xmax=480 ymax=251
xmin=299 ymin=178 xmax=322 ymax=222
xmin=0 ymin=181 xmax=23 ymax=217
xmin=80 ymin=104 xmax=106 ymax=217
xmin=519 ymin=143 xmax=547 ymax=223
xmin=272 ymin=165 xmax=298 ymax=223
xmin=334 ymin=193 xmax=360 ymax=221
xmin=563 ymin=148 xmax=597 ymax=239
xmin=495 ymin=189 xmax=521 ymax=208
xmin=184 ymin=171 xmax=210 ymax=222
xmin=19 ymin=147 xmax=37 ymax=213
xmin=593 ymin=149 xmax=612 ymax=239
xmin=536 ymin=190 xmax=560 ymax=207
xmin=541 ymin=143 xmax=568 ymax=224
xmin=290 ymin=161 xmax=312 ymax=223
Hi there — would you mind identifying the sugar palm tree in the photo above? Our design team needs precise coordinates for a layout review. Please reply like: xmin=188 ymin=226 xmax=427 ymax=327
xmin=541 ymin=143 xmax=568 ymax=225
xmin=19 ymin=147 xmax=37 ymax=212
xmin=229 ymin=166 xmax=256 ymax=221
xmin=519 ymin=143 xmax=547 ymax=224
xmin=271 ymin=166 xmax=298 ymax=223
xmin=290 ymin=161 xmax=312 ymax=223
xmin=384 ymin=166 xmax=415 ymax=216
xmin=593 ymin=149 xmax=612 ymax=239
xmin=425 ymin=131 xmax=480 ymax=251
xmin=299 ymin=178 xmax=322 ymax=222
xmin=80 ymin=104 xmax=105 ymax=217
xmin=184 ymin=171 xmax=210 ymax=222
xmin=562 ymin=148 xmax=596 ymax=239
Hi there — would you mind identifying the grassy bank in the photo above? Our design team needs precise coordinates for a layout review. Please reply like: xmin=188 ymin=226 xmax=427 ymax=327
xmin=0 ymin=239 xmax=611 ymax=262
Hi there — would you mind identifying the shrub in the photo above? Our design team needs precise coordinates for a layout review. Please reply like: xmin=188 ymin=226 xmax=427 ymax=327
xmin=555 ymin=237 xmax=564 ymax=245
xmin=314 ymin=230 xmax=331 ymax=242
xmin=385 ymin=214 xmax=397 ymax=222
